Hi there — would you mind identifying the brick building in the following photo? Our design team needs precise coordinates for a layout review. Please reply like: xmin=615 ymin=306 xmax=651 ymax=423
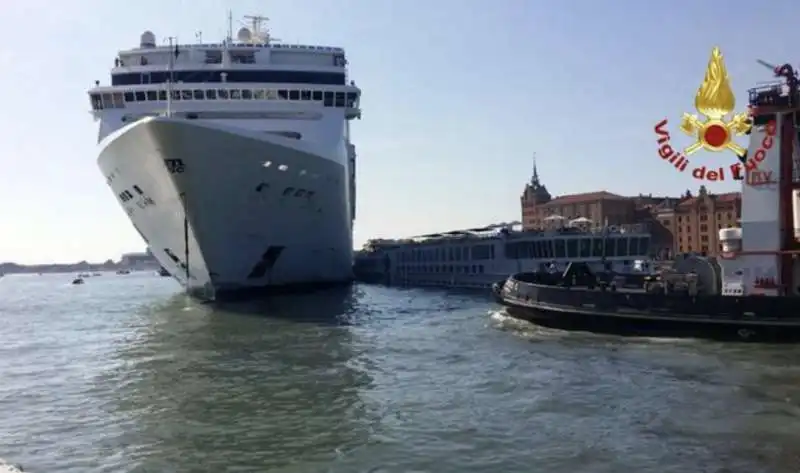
xmin=520 ymin=162 xmax=637 ymax=229
xmin=519 ymin=162 xmax=741 ymax=258
xmin=652 ymin=186 xmax=740 ymax=256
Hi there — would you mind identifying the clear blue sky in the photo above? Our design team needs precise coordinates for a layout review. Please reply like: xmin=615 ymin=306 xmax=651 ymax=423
xmin=0 ymin=0 xmax=796 ymax=264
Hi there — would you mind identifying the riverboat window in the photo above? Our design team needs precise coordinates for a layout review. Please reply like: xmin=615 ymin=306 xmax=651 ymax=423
xmin=193 ymin=89 xmax=204 ymax=100
xmin=579 ymin=239 xmax=591 ymax=257
xmin=135 ymin=91 xmax=146 ymax=101
xmin=616 ymin=238 xmax=628 ymax=256
xmin=218 ymin=89 xmax=229 ymax=99
xmin=90 ymin=94 xmax=102 ymax=110
xmin=253 ymin=89 xmax=265 ymax=99
xmin=241 ymin=89 xmax=253 ymax=99
xmin=289 ymin=90 xmax=300 ymax=100
xmin=566 ymin=239 xmax=578 ymax=258
xmin=170 ymin=90 xmax=180 ymax=101
xmin=158 ymin=90 xmax=167 ymax=101
xmin=604 ymin=238 xmax=616 ymax=257
xmin=301 ymin=90 xmax=311 ymax=100
xmin=144 ymin=90 xmax=155 ymax=101
xmin=123 ymin=92 xmax=134 ymax=102
xmin=592 ymin=238 xmax=604 ymax=257
xmin=335 ymin=92 xmax=345 ymax=107
xmin=324 ymin=91 xmax=334 ymax=106
xmin=206 ymin=89 xmax=217 ymax=100
xmin=629 ymin=237 xmax=639 ymax=255
xmin=554 ymin=239 xmax=566 ymax=258
xmin=346 ymin=92 xmax=357 ymax=107
xmin=231 ymin=89 xmax=241 ymax=99
xmin=313 ymin=90 xmax=323 ymax=101
xmin=638 ymin=237 xmax=650 ymax=255
xmin=472 ymin=244 xmax=492 ymax=260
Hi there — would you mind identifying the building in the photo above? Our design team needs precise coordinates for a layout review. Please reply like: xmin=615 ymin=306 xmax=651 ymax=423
xmin=653 ymin=186 xmax=740 ymax=257
xmin=518 ymin=159 xmax=741 ymax=258
xmin=119 ymin=248 xmax=159 ymax=269
xmin=520 ymin=160 xmax=638 ymax=230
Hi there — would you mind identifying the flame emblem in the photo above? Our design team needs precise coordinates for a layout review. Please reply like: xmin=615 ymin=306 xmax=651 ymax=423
xmin=679 ymin=47 xmax=751 ymax=157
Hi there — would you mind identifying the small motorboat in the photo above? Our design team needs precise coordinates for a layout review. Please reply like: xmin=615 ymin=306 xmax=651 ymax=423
xmin=71 ymin=277 xmax=85 ymax=285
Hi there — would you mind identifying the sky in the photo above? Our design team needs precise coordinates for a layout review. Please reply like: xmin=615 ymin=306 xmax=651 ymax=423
xmin=0 ymin=0 xmax=797 ymax=264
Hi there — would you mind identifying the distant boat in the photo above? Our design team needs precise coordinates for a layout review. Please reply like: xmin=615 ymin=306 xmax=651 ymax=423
xmin=72 ymin=277 xmax=84 ymax=285
xmin=116 ymin=269 xmax=131 ymax=275
xmin=158 ymin=267 xmax=170 ymax=277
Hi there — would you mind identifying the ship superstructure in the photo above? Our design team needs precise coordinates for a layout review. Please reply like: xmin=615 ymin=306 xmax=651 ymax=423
xmin=87 ymin=14 xmax=362 ymax=299
xmin=718 ymin=61 xmax=800 ymax=296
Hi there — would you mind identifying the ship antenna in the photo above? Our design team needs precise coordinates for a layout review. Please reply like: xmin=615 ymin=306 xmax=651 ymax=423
xmin=227 ymin=10 xmax=233 ymax=43
xmin=166 ymin=36 xmax=175 ymax=117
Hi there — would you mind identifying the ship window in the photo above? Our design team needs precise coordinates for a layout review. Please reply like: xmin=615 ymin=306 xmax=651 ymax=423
xmin=253 ymin=89 xmax=265 ymax=99
xmin=230 ymin=89 xmax=241 ymax=99
xmin=193 ymin=89 xmax=204 ymax=100
xmin=181 ymin=90 xmax=192 ymax=100
xmin=629 ymin=237 xmax=639 ymax=256
xmin=604 ymin=238 xmax=616 ymax=257
xmin=146 ymin=90 xmax=157 ymax=101
xmin=554 ymin=239 xmax=566 ymax=258
xmin=158 ymin=90 xmax=167 ymax=101
xmin=312 ymin=90 xmax=322 ymax=101
xmin=335 ymin=92 xmax=345 ymax=107
xmin=218 ymin=89 xmax=229 ymax=99
xmin=638 ymin=237 xmax=650 ymax=255
xmin=123 ymin=92 xmax=135 ymax=102
xmin=616 ymin=238 xmax=628 ymax=256
xmin=301 ymin=90 xmax=311 ymax=100
xmin=289 ymin=90 xmax=299 ymax=100
xmin=241 ymin=89 xmax=252 ymax=99
xmin=278 ymin=90 xmax=288 ymax=100
xmin=566 ymin=239 xmax=578 ymax=258
xmin=346 ymin=92 xmax=357 ymax=107
xmin=579 ymin=239 xmax=591 ymax=257
xmin=112 ymin=93 xmax=124 ymax=108
xmin=592 ymin=238 xmax=603 ymax=257
xmin=323 ymin=91 xmax=334 ymax=106
xmin=171 ymin=90 xmax=181 ymax=100
xmin=266 ymin=89 xmax=277 ymax=99
xmin=90 ymin=94 xmax=102 ymax=110
xmin=204 ymin=50 xmax=222 ymax=64
xmin=111 ymin=70 xmax=346 ymax=86
xmin=206 ymin=89 xmax=217 ymax=100
xmin=132 ymin=91 xmax=144 ymax=102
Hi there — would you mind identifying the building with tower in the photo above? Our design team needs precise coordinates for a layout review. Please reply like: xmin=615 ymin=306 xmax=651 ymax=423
xmin=520 ymin=157 xmax=636 ymax=230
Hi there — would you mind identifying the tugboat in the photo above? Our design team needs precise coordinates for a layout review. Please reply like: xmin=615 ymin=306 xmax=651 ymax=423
xmin=494 ymin=60 xmax=800 ymax=343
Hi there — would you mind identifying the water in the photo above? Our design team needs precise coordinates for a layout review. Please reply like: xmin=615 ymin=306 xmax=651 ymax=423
xmin=1 ymin=273 xmax=800 ymax=472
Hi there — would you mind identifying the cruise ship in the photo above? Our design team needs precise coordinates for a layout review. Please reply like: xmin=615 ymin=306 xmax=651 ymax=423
xmin=353 ymin=221 xmax=656 ymax=289
xmin=88 ymin=15 xmax=362 ymax=300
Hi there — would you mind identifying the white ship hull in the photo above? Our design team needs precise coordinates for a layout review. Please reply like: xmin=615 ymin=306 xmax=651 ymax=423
xmin=98 ymin=116 xmax=354 ymax=300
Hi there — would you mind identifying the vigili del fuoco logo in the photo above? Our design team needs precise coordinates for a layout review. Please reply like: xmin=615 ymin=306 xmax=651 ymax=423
xmin=653 ymin=47 xmax=776 ymax=182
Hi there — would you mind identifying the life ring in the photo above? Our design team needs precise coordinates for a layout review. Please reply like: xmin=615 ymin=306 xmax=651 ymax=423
xmin=737 ymin=328 xmax=755 ymax=340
